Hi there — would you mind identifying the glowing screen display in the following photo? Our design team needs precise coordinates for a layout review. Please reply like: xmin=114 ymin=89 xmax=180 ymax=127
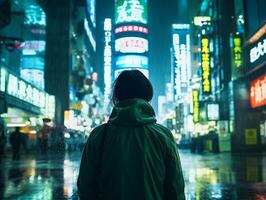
xmin=115 ymin=55 xmax=148 ymax=69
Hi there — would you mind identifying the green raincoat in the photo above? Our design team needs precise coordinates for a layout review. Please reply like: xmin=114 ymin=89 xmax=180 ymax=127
xmin=77 ymin=98 xmax=185 ymax=200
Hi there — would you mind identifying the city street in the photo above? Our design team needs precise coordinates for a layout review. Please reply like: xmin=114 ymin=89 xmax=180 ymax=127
xmin=1 ymin=150 xmax=266 ymax=200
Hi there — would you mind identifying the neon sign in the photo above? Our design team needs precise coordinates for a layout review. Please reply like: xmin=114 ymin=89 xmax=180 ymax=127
xmin=201 ymin=36 xmax=211 ymax=94
xmin=193 ymin=16 xmax=211 ymax=26
xmin=115 ymin=25 xmax=148 ymax=34
xmin=232 ymin=36 xmax=243 ymax=68
xmin=250 ymin=74 xmax=266 ymax=108
xmin=0 ymin=67 xmax=55 ymax=117
xmin=0 ymin=67 xmax=6 ymax=92
xmin=115 ymin=37 xmax=148 ymax=53
xmin=7 ymin=73 xmax=46 ymax=107
xmin=104 ymin=18 xmax=112 ymax=101
xmin=250 ymin=38 xmax=266 ymax=63
xmin=84 ymin=18 xmax=96 ymax=51
xmin=172 ymin=24 xmax=191 ymax=96
xmin=192 ymin=89 xmax=199 ymax=123
xmin=115 ymin=0 xmax=147 ymax=24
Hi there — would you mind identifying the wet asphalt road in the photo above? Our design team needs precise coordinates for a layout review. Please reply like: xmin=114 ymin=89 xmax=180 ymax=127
xmin=1 ymin=150 xmax=266 ymax=200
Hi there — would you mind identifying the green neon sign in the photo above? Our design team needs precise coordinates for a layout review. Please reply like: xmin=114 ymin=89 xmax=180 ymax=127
xmin=115 ymin=0 xmax=147 ymax=24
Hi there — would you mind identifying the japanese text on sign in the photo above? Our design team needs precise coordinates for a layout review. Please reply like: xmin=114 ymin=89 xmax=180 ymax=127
xmin=115 ymin=0 xmax=147 ymax=24
xmin=250 ymin=39 xmax=266 ymax=64
xmin=233 ymin=37 xmax=243 ymax=68
xmin=250 ymin=74 xmax=266 ymax=108
xmin=104 ymin=18 xmax=112 ymax=99
xmin=201 ymin=36 xmax=211 ymax=94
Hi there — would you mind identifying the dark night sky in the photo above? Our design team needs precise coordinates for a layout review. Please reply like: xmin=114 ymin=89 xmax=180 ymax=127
xmin=96 ymin=0 xmax=200 ymax=113
xmin=148 ymin=0 xmax=179 ymax=109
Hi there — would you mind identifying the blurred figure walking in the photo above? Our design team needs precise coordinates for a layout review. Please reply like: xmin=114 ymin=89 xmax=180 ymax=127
xmin=9 ymin=127 xmax=22 ymax=160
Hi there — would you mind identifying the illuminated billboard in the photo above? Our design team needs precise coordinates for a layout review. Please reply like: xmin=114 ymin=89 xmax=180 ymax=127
xmin=206 ymin=103 xmax=219 ymax=121
xmin=172 ymin=24 xmax=191 ymax=97
xmin=192 ymin=89 xmax=199 ymax=123
xmin=201 ymin=35 xmax=211 ymax=95
xmin=193 ymin=16 xmax=211 ymax=26
xmin=21 ymin=40 xmax=45 ymax=89
xmin=232 ymin=36 xmax=243 ymax=68
xmin=248 ymin=33 xmax=266 ymax=70
xmin=0 ymin=67 xmax=55 ymax=118
xmin=104 ymin=18 xmax=112 ymax=105
xmin=115 ymin=55 xmax=148 ymax=69
xmin=22 ymin=40 xmax=45 ymax=55
xmin=115 ymin=37 xmax=148 ymax=53
xmin=250 ymin=74 xmax=266 ymax=108
xmin=245 ymin=24 xmax=266 ymax=75
xmin=231 ymin=34 xmax=243 ymax=79
xmin=115 ymin=0 xmax=147 ymax=24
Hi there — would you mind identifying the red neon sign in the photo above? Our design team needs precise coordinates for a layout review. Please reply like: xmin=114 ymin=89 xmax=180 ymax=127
xmin=250 ymin=74 xmax=266 ymax=108
xmin=115 ymin=25 xmax=148 ymax=34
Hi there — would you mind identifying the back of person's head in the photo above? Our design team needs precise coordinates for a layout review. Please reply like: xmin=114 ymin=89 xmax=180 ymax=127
xmin=15 ymin=127 xmax=20 ymax=132
xmin=112 ymin=70 xmax=153 ymax=105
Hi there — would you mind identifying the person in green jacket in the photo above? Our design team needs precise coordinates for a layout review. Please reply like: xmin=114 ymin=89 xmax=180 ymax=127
xmin=77 ymin=70 xmax=185 ymax=200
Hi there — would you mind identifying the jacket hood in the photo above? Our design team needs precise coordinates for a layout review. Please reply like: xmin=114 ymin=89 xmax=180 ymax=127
xmin=109 ymin=98 xmax=156 ymax=126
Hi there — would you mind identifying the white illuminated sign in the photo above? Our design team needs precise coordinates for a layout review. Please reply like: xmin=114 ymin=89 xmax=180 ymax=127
xmin=0 ymin=67 xmax=55 ymax=118
xmin=172 ymin=24 xmax=190 ymax=29
xmin=45 ymin=94 xmax=55 ymax=119
xmin=250 ymin=39 xmax=266 ymax=63
xmin=84 ymin=18 xmax=96 ymax=51
xmin=5 ymin=70 xmax=46 ymax=109
xmin=172 ymin=25 xmax=191 ymax=96
xmin=104 ymin=18 xmax=112 ymax=105
xmin=23 ymin=41 xmax=45 ymax=52
xmin=115 ymin=37 xmax=148 ymax=53
xmin=193 ymin=16 xmax=211 ymax=26
xmin=0 ymin=68 xmax=6 ymax=92
xmin=207 ymin=103 xmax=219 ymax=121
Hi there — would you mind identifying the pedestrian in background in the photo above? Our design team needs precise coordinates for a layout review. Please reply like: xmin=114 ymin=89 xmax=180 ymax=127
xmin=78 ymin=70 xmax=185 ymax=200
xmin=9 ymin=127 xmax=22 ymax=160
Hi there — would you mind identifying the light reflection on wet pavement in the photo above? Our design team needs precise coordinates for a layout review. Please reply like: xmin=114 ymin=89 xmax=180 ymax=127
xmin=1 ymin=150 xmax=266 ymax=199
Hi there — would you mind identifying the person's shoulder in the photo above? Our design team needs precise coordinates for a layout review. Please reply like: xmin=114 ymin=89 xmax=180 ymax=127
xmin=88 ymin=124 xmax=107 ymax=141
xmin=153 ymin=123 xmax=172 ymax=135
xmin=150 ymin=123 xmax=175 ymax=142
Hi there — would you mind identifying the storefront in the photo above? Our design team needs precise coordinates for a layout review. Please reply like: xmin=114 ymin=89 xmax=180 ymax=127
xmin=232 ymin=23 xmax=266 ymax=151
xmin=0 ymin=66 xmax=55 ymax=148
